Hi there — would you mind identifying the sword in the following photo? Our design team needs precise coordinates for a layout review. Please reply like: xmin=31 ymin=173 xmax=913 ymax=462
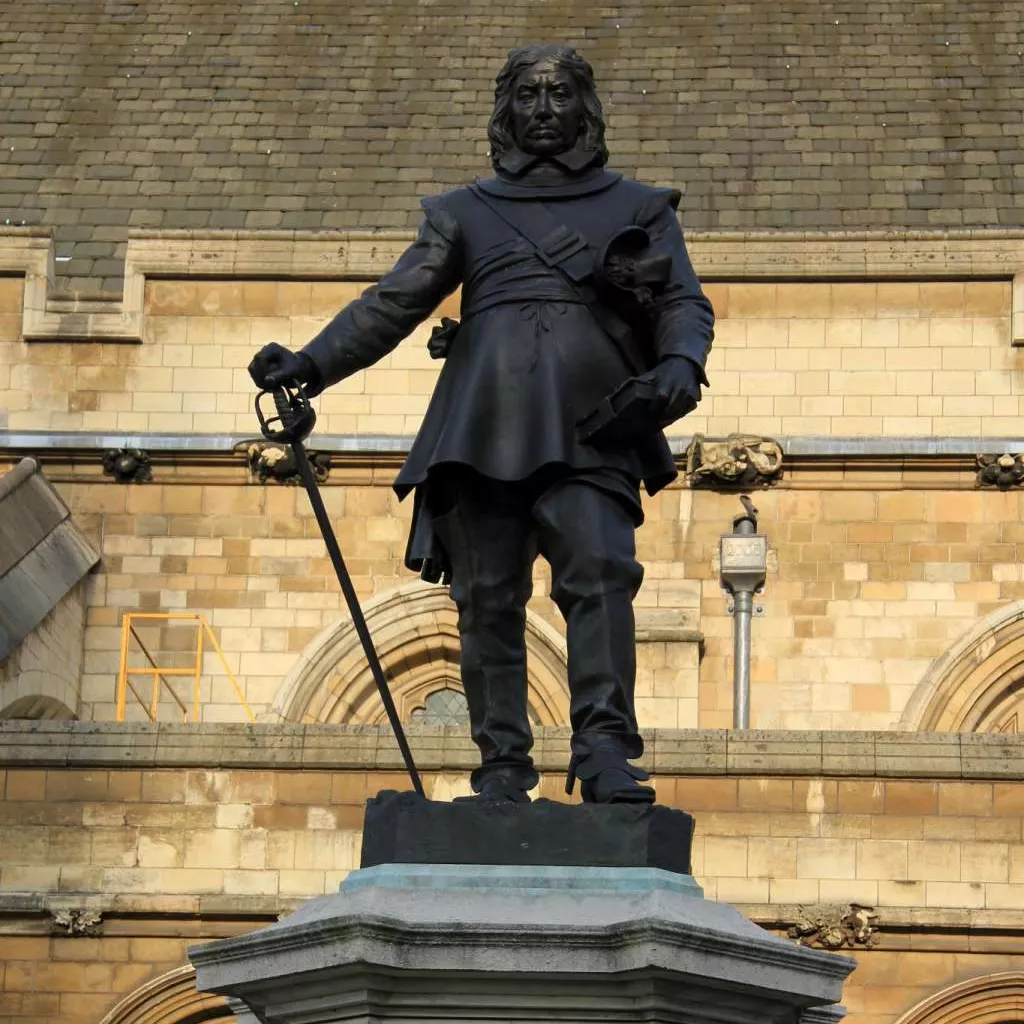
xmin=256 ymin=382 xmax=426 ymax=798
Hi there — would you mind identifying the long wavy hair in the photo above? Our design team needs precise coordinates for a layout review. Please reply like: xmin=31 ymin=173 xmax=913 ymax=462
xmin=487 ymin=44 xmax=608 ymax=170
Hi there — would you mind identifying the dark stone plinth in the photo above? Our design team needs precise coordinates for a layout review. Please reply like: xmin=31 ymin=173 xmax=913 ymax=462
xmin=360 ymin=790 xmax=694 ymax=875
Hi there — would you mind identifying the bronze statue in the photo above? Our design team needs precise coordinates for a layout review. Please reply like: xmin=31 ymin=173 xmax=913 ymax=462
xmin=249 ymin=44 xmax=715 ymax=805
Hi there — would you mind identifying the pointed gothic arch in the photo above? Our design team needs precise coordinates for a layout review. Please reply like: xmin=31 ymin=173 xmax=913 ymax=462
xmin=270 ymin=582 xmax=570 ymax=726
xmin=893 ymin=972 xmax=1024 ymax=1024
xmin=901 ymin=601 xmax=1024 ymax=732
xmin=97 ymin=966 xmax=232 ymax=1024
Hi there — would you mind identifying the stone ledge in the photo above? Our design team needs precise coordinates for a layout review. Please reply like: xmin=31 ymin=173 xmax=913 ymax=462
xmin=3 ymin=228 xmax=1024 ymax=344
xmin=3 ymin=890 xmax=1024 ymax=940
xmin=1 ymin=721 xmax=1022 ymax=779
xmin=8 ymin=430 xmax=1024 ymax=460
xmin=0 ymin=890 xmax=298 ymax=921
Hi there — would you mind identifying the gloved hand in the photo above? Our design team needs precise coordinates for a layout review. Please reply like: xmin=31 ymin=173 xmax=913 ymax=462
xmin=427 ymin=317 xmax=460 ymax=360
xmin=638 ymin=356 xmax=705 ymax=425
xmin=247 ymin=342 xmax=317 ymax=390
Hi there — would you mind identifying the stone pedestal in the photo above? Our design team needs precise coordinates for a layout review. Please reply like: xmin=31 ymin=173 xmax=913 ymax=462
xmin=362 ymin=790 xmax=695 ymax=873
xmin=190 ymin=863 xmax=853 ymax=1024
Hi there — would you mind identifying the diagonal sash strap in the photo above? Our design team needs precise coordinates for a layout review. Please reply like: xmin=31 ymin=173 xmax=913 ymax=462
xmin=468 ymin=184 xmax=645 ymax=375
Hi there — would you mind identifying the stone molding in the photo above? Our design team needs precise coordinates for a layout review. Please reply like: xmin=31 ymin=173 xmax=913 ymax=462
xmin=4 ymin=433 xmax=1024 ymax=494
xmin=2 ymin=227 xmax=1023 ymax=344
xmin=95 ymin=965 xmax=231 ymax=1024
xmin=2 ymin=720 xmax=1023 ymax=778
xmin=4 ymin=891 xmax=1024 ymax=943
xmin=901 ymin=600 xmax=1024 ymax=732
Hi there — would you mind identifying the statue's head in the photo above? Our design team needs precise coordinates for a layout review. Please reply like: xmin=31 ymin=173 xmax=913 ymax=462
xmin=488 ymin=44 xmax=608 ymax=169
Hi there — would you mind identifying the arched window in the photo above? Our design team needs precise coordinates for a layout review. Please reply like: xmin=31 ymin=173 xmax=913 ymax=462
xmin=410 ymin=688 xmax=471 ymax=726
xmin=270 ymin=582 xmax=569 ymax=728
xmin=97 ymin=965 xmax=233 ymax=1024
xmin=902 ymin=601 xmax=1024 ymax=732
xmin=409 ymin=686 xmax=542 ymax=727
xmin=893 ymin=972 xmax=1024 ymax=1024
xmin=0 ymin=695 xmax=76 ymax=719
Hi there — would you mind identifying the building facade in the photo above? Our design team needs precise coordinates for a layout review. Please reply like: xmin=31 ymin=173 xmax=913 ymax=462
xmin=3 ymin=3 xmax=1024 ymax=1023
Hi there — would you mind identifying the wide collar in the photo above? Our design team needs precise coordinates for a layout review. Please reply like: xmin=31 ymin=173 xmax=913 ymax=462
xmin=496 ymin=145 xmax=601 ymax=177
xmin=475 ymin=165 xmax=622 ymax=201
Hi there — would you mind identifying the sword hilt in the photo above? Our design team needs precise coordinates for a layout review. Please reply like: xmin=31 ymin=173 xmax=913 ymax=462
xmin=256 ymin=381 xmax=316 ymax=444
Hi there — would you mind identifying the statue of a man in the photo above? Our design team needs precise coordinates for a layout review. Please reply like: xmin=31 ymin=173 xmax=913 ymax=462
xmin=249 ymin=44 xmax=715 ymax=805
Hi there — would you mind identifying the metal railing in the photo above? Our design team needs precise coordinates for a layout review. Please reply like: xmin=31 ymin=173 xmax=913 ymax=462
xmin=115 ymin=612 xmax=255 ymax=722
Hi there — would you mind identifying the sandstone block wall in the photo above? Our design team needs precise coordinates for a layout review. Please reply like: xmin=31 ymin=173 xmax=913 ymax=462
xmin=13 ymin=471 xmax=1018 ymax=733
xmin=0 ymin=277 xmax=1015 ymax=438
xmin=2 ymin=725 xmax=1024 ymax=1024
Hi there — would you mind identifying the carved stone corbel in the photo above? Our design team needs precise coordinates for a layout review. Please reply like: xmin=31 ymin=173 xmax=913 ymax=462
xmin=787 ymin=903 xmax=879 ymax=950
xmin=102 ymin=448 xmax=151 ymax=483
xmin=977 ymin=453 xmax=1024 ymax=490
xmin=50 ymin=908 xmax=103 ymax=936
xmin=247 ymin=443 xmax=330 ymax=485
xmin=685 ymin=433 xmax=783 ymax=489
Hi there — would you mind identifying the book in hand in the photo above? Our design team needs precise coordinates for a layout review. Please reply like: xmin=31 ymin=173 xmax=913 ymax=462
xmin=576 ymin=376 xmax=663 ymax=448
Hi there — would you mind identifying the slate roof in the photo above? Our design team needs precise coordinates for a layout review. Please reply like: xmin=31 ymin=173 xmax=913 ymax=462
xmin=2 ymin=0 xmax=1023 ymax=294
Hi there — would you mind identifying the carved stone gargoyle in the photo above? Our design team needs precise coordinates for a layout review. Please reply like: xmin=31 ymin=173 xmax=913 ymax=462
xmin=247 ymin=443 xmax=330 ymax=485
xmin=685 ymin=433 xmax=783 ymax=489
xmin=977 ymin=453 xmax=1024 ymax=490
xmin=788 ymin=903 xmax=880 ymax=950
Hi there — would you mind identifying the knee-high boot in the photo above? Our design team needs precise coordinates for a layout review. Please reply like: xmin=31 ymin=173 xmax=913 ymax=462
xmin=534 ymin=480 xmax=654 ymax=804
xmin=431 ymin=494 xmax=539 ymax=798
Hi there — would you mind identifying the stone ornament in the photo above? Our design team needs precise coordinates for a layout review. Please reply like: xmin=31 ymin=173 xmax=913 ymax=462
xmin=247 ymin=443 xmax=330 ymax=485
xmin=788 ymin=903 xmax=880 ymax=950
xmin=686 ymin=433 xmax=783 ymax=488
xmin=976 ymin=453 xmax=1024 ymax=490
xmin=51 ymin=908 xmax=103 ymax=936
xmin=102 ymin=447 xmax=151 ymax=483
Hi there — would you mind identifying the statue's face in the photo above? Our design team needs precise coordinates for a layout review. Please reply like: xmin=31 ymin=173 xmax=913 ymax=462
xmin=510 ymin=59 xmax=583 ymax=157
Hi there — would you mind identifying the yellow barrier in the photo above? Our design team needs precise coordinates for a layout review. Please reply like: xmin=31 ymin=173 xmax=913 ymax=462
xmin=115 ymin=612 xmax=255 ymax=722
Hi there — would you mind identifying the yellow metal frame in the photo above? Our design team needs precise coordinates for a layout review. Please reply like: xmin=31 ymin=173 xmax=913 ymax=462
xmin=116 ymin=612 xmax=255 ymax=722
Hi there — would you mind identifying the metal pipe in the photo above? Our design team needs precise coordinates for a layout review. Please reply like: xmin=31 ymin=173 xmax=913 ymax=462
xmin=732 ymin=590 xmax=752 ymax=729
xmin=731 ymin=513 xmax=756 ymax=729
xmin=719 ymin=497 xmax=764 ymax=731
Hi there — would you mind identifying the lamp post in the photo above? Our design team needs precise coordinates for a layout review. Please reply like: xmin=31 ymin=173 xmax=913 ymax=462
xmin=719 ymin=496 xmax=767 ymax=729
